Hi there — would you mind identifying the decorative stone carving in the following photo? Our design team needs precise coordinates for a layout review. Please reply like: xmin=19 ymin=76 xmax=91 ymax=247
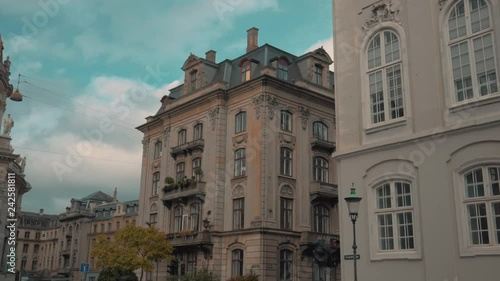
xmin=231 ymin=176 xmax=247 ymax=186
xmin=438 ymin=0 xmax=448 ymax=9
xmin=298 ymin=106 xmax=310 ymax=130
xmin=152 ymin=160 xmax=160 ymax=169
xmin=362 ymin=0 xmax=401 ymax=33
xmin=208 ymin=106 xmax=219 ymax=131
xmin=279 ymin=133 xmax=296 ymax=148
xmin=232 ymin=134 xmax=248 ymax=148
xmin=150 ymin=203 xmax=158 ymax=212
xmin=163 ymin=126 xmax=171 ymax=146
xmin=280 ymin=185 xmax=294 ymax=197
xmin=252 ymin=93 xmax=279 ymax=120
xmin=16 ymin=156 xmax=27 ymax=173
xmin=3 ymin=113 xmax=14 ymax=135
xmin=278 ymin=176 xmax=296 ymax=187
xmin=232 ymin=186 xmax=244 ymax=198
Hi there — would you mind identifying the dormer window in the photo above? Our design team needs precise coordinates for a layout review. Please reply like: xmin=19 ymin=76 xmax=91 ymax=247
xmin=241 ymin=61 xmax=251 ymax=82
xmin=314 ymin=64 xmax=323 ymax=85
xmin=190 ymin=70 xmax=198 ymax=90
xmin=278 ymin=60 xmax=289 ymax=81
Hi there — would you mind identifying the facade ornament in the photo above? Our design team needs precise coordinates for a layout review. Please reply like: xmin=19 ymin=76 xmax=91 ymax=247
xmin=252 ymin=93 xmax=279 ymax=120
xmin=362 ymin=0 xmax=401 ymax=33
xmin=208 ymin=106 xmax=219 ymax=131
xmin=3 ymin=113 xmax=14 ymax=135
xmin=232 ymin=185 xmax=244 ymax=198
xmin=163 ymin=126 xmax=171 ymax=146
xmin=278 ymin=176 xmax=296 ymax=187
xmin=232 ymin=134 xmax=248 ymax=148
xmin=279 ymin=133 xmax=296 ymax=148
xmin=280 ymin=185 xmax=294 ymax=197
xmin=438 ymin=0 xmax=448 ymax=10
xmin=16 ymin=156 xmax=26 ymax=173
xmin=298 ymin=106 xmax=310 ymax=130
xmin=142 ymin=137 xmax=150 ymax=158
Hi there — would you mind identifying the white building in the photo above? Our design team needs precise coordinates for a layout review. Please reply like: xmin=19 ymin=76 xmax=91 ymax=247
xmin=333 ymin=0 xmax=500 ymax=280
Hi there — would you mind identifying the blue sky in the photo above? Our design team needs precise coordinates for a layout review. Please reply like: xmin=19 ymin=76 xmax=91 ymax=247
xmin=0 ymin=0 xmax=333 ymax=214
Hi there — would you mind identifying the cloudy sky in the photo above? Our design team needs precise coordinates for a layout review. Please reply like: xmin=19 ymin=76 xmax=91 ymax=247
xmin=0 ymin=0 xmax=333 ymax=214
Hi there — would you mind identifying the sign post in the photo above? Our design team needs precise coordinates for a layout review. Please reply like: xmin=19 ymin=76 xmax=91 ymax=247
xmin=81 ymin=263 xmax=89 ymax=281
xmin=344 ymin=254 xmax=360 ymax=260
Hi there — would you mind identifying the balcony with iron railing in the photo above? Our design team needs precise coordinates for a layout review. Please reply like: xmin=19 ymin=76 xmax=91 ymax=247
xmin=309 ymin=181 xmax=338 ymax=204
xmin=310 ymin=136 xmax=336 ymax=154
xmin=162 ymin=181 xmax=206 ymax=209
xmin=170 ymin=139 xmax=205 ymax=159
xmin=166 ymin=230 xmax=212 ymax=247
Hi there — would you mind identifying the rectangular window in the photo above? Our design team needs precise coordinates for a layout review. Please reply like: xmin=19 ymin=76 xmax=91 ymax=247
xmin=150 ymin=213 xmax=158 ymax=224
xmin=378 ymin=213 xmax=394 ymax=250
xmin=280 ymin=110 xmax=292 ymax=132
xmin=314 ymin=65 xmax=323 ymax=85
xmin=24 ymin=231 xmax=30 ymax=239
xmin=467 ymin=203 xmax=489 ymax=245
xmin=174 ymin=206 xmax=183 ymax=233
xmin=178 ymin=130 xmax=187 ymax=145
xmin=280 ymin=148 xmax=293 ymax=176
xmin=386 ymin=64 xmax=404 ymax=119
xmin=241 ymin=65 xmax=251 ymax=82
xmin=280 ymin=198 xmax=293 ymax=230
xmin=369 ymin=71 xmax=385 ymax=123
xmin=231 ymin=250 xmax=243 ymax=277
xmin=280 ymin=250 xmax=293 ymax=281
xmin=35 ymin=232 xmax=41 ymax=240
xmin=34 ymin=244 xmax=40 ymax=253
xmin=451 ymin=42 xmax=473 ymax=102
xmin=235 ymin=112 xmax=247 ymax=133
xmin=187 ymin=252 xmax=197 ymax=273
xmin=176 ymin=163 xmax=186 ymax=183
xmin=473 ymin=34 xmax=498 ymax=96
xmin=191 ymin=71 xmax=197 ymax=90
xmin=278 ymin=63 xmax=288 ymax=81
xmin=194 ymin=124 xmax=203 ymax=140
xmin=152 ymin=172 xmax=160 ymax=196
xmin=233 ymin=198 xmax=245 ymax=230
xmin=234 ymin=149 xmax=246 ymax=177
xmin=23 ymin=244 xmax=29 ymax=253
xmin=154 ymin=141 xmax=162 ymax=159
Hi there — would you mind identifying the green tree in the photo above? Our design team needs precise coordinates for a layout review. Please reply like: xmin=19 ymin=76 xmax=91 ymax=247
xmin=226 ymin=270 xmax=259 ymax=281
xmin=98 ymin=267 xmax=138 ymax=281
xmin=91 ymin=224 xmax=173 ymax=281
xmin=167 ymin=267 xmax=219 ymax=281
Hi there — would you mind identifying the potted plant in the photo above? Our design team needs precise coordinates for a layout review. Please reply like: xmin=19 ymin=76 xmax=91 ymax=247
xmin=193 ymin=167 xmax=203 ymax=181
xmin=163 ymin=177 xmax=175 ymax=193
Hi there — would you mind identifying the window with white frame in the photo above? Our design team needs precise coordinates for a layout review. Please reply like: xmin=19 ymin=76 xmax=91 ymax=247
xmin=313 ymin=121 xmax=328 ymax=140
xmin=233 ymin=198 xmax=245 ymax=230
xmin=234 ymin=149 xmax=246 ymax=177
xmin=313 ymin=205 xmax=330 ymax=233
xmin=152 ymin=172 xmax=160 ymax=196
xmin=279 ymin=249 xmax=293 ymax=281
xmin=194 ymin=123 xmax=203 ymax=140
xmin=367 ymin=30 xmax=404 ymax=124
xmin=374 ymin=181 xmax=415 ymax=251
xmin=178 ymin=129 xmax=187 ymax=145
xmin=235 ymin=112 xmax=247 ymax=133
xmin=154 ymin=141 xmax=162 ymax=159
xmin=313 ymin=157 xmax=329 ymax=183
xmin=447 ymin=0 xmax=498 ymax=103
xmin=462 ymin=166 xmax=500 ymax=245
xmin=232 ymin=249 xmax=244 ymax=277
xmin=281 ymin=110 xmax=292 ymax=132
xmin=280 ymin=148 xmax=293 ymax=176
xmin=174 ymin=205 xmax=183 ymax=233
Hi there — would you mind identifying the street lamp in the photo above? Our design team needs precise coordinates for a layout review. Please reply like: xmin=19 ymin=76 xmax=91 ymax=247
xmin=344 ymin=183 xmax=362 ymax=281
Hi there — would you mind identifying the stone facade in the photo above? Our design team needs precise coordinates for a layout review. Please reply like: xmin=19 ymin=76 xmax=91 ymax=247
xmin=333 ymin=0 xmax=500 ymax=280
xmin=137 ymin=28 xmax=340 ymax=281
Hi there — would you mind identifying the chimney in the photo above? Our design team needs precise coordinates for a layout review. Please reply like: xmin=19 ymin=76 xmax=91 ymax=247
xmin=39 ymin=209 xmax=44 ymax=215
xmin=205 ymin=50 xmax=216 ymax=63
xmin=246 ymin=27 xmax=259 ymax=53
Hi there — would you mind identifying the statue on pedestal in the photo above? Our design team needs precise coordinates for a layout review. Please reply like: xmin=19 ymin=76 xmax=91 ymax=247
xmin=3 ymin=113 xmax=13 ymax=135
xmin=16 ymin=156 xmax=26 ymax=172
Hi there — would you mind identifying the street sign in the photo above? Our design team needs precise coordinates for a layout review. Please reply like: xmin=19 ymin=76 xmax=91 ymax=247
xmin=80 ymin=263 xmax=89 ymax=272
xmin=344 ymin=254 xmax=360 ymax=260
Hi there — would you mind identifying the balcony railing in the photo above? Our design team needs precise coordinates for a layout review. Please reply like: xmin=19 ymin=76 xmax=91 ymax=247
xmin=310 ymin=137 xmax=336 ymax=154
xmin=61 ymin=249 xmax=70 ymax=256
xmin=162 ymin=181 xmax=206 ymax=209
xmin=309 ymin=181 xmax=338 ymax=206
xmin=166 ymin=231 xmax=212 ymax=247
xmin=170 ymin=139 xmax=205 ymax=159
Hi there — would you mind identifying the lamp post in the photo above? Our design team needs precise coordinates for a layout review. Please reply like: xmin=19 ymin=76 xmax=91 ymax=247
xmin=344 ymin=183 xmax=362 ymax=281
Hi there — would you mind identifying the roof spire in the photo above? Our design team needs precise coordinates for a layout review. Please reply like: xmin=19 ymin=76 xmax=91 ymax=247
xmin=113 ymin=187 xmax=118 ymax=201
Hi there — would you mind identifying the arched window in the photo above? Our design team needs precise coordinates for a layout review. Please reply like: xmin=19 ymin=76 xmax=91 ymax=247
xmin=313 ymin=157 xmax=329 ymax=183
xmin=152 ymin=172 xmax=160 ymax=196
xmin=366 ymin=30 xmax=404 ymax=124
xmin=278 ymin=59 xmax=289 ymax=81
xmin=174 ymin=205 xmax=183 ymax=233
xmin=280 ymin=110 xmax=292 ymax=132
xmin=280 ymin=148 xmax=293 ymax=176
xmin=279 ymin=249 xmax=293 ymax=281
xmin=235 ymin=111 xmax=247 ymax=133
xmin=313 ymin=205 xmax=330 ymax=233
xmin=178 ymin=129 xmax=187 ymax=145
xmin=241 ymin=60 xmax=251 ymax=82
xmin=154 ymin=141 xmax=162 ymax=159
xmin=231 ymin=249 xmax=244 ymax=277
xmin=190 ymin=203 xmax=200 ymax=231
xmin=312 ymin=121 xmax=328 ymax=141
xmin=194 ymin=123 xmax=203 ymax=140
xmin=447 ymin=0 xmax=497 ymax=102
xmin=462 ymin=165 xmax=500 ymax=245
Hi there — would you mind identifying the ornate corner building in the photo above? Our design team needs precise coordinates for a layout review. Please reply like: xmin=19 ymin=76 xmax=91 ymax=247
xmin=333 ymin=0 xmax=500 ymax=280
xmin=137 ymin=28 xmax=340 ymax=281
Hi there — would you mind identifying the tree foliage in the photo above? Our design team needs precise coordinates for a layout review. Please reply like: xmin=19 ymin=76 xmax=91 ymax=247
xmin=167 ymin=268 xmax=219 ymax=281
xmin=91 ymin=224 xmax=173 ymax=280
xmin=98 ymin=267 xmax=138 ymax=281
xmin=226 ymin=271 xmax=259 ymax=281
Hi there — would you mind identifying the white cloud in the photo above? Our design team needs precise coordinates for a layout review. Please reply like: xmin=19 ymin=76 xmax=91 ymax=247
xmin=306 ymin=36 xmax=334 ymax=71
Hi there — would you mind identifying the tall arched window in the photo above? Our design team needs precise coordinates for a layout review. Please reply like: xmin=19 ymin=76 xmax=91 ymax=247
xmin=447 ymin=0 xmax=497 ymax=102
xmin=235 ymin=112 xmax=247 ymax=133
xmin=313 ymin=157 xmax=329 ymax=183
xmin=312 ymin=121 xmax=328 ymax=141
xmin=152 ymin=172 xmax=160 ymax=196
xmin=280 ymin=148 xmax=293 ymax=176
xmin=192 ymin=158 xmax=202 ymax=181
xmin=367 ymin=30 xmax=404 ymax=124
xmin=279 ymin=250 xmax=293 ymax=281
xmin=234 ymin=149 xmax=246 ymax=177
xmin=190 ymin=202 xmax=200 ymax=231
xmin=176 ymin=163 xmax=185 ymax=182
xmin=174 ymin=205 xmax=183 ymax=233
xmin=231 ymin=249 xmax=244 ymax=277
